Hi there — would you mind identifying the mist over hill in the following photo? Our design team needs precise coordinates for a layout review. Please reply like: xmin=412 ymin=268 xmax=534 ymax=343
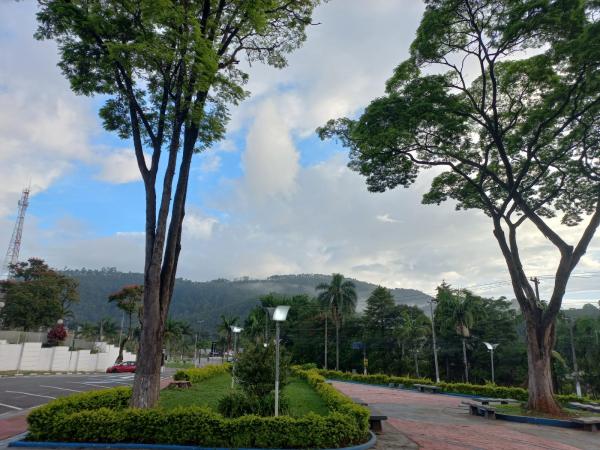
xmin=64 ymin=269 xmax=432 ymax=331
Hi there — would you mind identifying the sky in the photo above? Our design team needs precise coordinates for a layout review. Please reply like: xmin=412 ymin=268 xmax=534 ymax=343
xmin=1 ymin=1 xmax=599 ymax=307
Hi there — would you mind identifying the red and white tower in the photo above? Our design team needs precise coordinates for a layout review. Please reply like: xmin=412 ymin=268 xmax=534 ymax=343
xmin=2 ymin=188 xmax=30 ymax=278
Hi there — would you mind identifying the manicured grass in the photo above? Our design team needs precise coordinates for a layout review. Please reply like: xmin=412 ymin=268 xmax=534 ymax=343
xmin=285 ymin=377 xmax=330 ymax=417
xmin=496 ymin=403 xmax=600 ymax=419
xmin=160 ymin=372 xmax=232 ymax=410
xmin=160 ymin=373 xmax=329 ymax=417
xmin=165 ymin=361 xmax=196 ymax=369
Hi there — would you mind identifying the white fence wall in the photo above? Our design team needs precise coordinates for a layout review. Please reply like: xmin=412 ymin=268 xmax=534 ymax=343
xmin=0 ymin=342 xmax=135 ymax=373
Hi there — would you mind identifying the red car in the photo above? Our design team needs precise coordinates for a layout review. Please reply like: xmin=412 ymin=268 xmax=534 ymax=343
xmin=106 ymin=361 xmax=136 ymax=373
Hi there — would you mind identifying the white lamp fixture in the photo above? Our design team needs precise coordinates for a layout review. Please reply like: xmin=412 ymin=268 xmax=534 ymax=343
xmin=483 ymin=342 xmax=499 ymax=383
xmin=57 ymin=319 xmax=64 ymax=325
xmin=270 ymin=305 xmax=290 ymax=417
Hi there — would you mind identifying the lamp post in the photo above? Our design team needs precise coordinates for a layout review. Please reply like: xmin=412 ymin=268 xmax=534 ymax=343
xmin=429 ymin=298 xmax=440 ymax=383
xmin=483 ymin=342 xmax=499 ymax=384
xmin=270 ymin=305 xmax=290 ymax=417
xmin=230 ymin=325 xmax=243 ymax=388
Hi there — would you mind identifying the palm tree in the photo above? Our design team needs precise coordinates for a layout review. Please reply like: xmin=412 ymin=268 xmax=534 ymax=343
xmin=218 ymin=315 xmax=239 ymax=353
xmin=437 ymin=285 xmax=478 ymax=383
xmin=108 ymin=285 xmax=143 ymax=362
xmin=398 ymin=309 xmax=430 ymax=378
xmin=316 ymin=274 xmax=357 ymax=371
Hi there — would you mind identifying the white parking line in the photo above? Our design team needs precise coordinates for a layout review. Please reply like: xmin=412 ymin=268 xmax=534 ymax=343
xmin=69 ymin=382 xmax=109 ymax=389
xmin=5 ymin=391 xmax=56 ymax=399
xmin=40 ymin=385 xmax=83 ymax=393
xmin=0 ymin=401 xmax=23 ymax=411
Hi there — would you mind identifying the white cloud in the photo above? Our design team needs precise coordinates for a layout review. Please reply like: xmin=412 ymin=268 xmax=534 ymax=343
xmin=376 ymin=214 xmax=401 ymax=224
xmin=198 ymin=153 xmax=222 ymax=173
xmin=95 ymin=148 xmax=144 ymax=184
xmin=184 ymin=213 xmax=219 ymax=240
xmin=241 ymin=101 xmax=300 ymax=198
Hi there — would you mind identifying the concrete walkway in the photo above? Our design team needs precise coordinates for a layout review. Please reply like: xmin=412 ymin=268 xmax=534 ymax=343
xmin=332 ymin=381 xmax=600 ymax=450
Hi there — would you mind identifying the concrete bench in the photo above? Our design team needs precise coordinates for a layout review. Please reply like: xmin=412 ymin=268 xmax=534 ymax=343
xmin=571 ymin=417 xmax=600 ymax=432
xmin=414 ymin=383 xmax=441 ymax=394
xmin=167 ymin=380 xmax=192 ymax=389
xmin=476 ymin=397 xmax=519 ymax=405
xmin=462 ymin=400 xmax=496 ymax=419
xmin=369 ymin=413 xmax=388 ymax=433
xmin=569 ymin=402 xmax=600 ymax=413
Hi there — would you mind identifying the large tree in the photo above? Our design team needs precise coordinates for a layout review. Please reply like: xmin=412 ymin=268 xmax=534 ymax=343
xmin=319 ymin=0 xmax=600 ymax=413
xmin=0 ymin=258 xmax=79 ymax=331
xmin=316 ymin=273 xmax=357 ymax=370
xmin=37 ymin=0 xmax=321 ymax=407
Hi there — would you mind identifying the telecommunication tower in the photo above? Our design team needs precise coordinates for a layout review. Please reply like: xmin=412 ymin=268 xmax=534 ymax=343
xmin=2 ymin=188 xmax=30 ymax=278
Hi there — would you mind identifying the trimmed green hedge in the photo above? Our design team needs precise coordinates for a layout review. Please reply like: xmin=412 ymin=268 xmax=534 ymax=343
xmin=173 ymin=363 xmax=230 ymax=382
xmin=27 ymin=365 xmax=370 ymax=448
xmin=319 ymin=369 xmax=596 ymax=404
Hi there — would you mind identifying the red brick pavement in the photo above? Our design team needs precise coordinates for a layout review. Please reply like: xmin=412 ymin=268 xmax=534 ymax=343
xmin=332 ymin=381 xmax=587 ymax=450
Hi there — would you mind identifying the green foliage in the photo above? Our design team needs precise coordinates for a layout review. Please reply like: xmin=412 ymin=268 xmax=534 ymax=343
xmin=217 ymin=391 xmax=289 ymax=418
xmin=235 ymin=341 xmax=290 ymax=397
xmin=173 ymin=363 xmax=230 ymax=382
xmin=28 ymin=367 xmax=369 ymax=448
xmin=0 ymin=258 xmax=79 ymax=330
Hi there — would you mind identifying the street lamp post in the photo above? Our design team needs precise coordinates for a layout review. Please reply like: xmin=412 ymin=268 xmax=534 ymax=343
xmin=270 ymin=305 xmax=290 ymax=417
xmin=483 ymin=342 xmax=499 ymax=384
xmin=230 ymin=326 xmax=243 ymax=388
xmin=429 ymin=298 xmax=440 ymax=383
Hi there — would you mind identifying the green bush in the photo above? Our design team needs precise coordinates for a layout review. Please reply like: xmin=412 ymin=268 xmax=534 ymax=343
xmin=318 ymin=369 xmax=598 ymax=403
xmin=235 ymin=342 xmax=290 ymax=397
xmin=218 ymin=391 xmax=289 ymax=418
xmin=27 ymin=366 xmax=370 ymax=448
xmin=173 ymin=363 xmax=230 ymax=383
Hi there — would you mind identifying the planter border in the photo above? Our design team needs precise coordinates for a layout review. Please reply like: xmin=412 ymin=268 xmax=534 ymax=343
xmin=495 ymin=413 xmax=581 ymax=429
xmin=8 ymin=431 xmax=377 ymax=450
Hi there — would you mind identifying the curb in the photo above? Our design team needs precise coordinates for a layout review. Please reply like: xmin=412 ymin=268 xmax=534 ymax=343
xmin=8 ymin=432 xmax=377 ymax=450
xmin=495 ymin=413 xmax=581 ymax=429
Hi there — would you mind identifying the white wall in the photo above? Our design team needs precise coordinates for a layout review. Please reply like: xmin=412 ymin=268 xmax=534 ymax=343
xmin=0 ymin=342 xmax=135 ymax=373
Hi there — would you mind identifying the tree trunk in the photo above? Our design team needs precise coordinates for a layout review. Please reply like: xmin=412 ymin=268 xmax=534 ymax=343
xmin=525 ymin=321 xmax=561 ymax=414
xmin=324 ymin=317 xmax=328 ymax=370
xmin=414 ymin=351 xmax=420 ymax=378
xmin=335 ymin=321 xmax=340 ymax=371
xmin=462 ymin=338 xmax=469 ymax=383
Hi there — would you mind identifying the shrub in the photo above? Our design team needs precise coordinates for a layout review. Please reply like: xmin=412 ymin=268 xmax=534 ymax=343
xmin=173 ymin=363 xmax=230 ymax=382
xmin=217 ymin=391 xmax=289 ymax=418
xmin=234 ymin=342 xmax=290 ymax=397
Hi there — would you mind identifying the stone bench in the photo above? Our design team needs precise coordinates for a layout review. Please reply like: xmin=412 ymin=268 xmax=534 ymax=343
xmin=369 ymin=413 xmax=388 ymax=433
xmin=462 ymin=400 xmax=496 ymax=419
xmin=414 ymin=383 xmax=441 ymax=394
xmin=476 ymin=397 xmax=519 ymax=405
xmin=571 ymin=417 xmax=600 ymax=432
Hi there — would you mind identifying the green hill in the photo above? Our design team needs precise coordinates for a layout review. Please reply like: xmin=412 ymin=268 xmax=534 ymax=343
xmin=64 ymin=269 xmax=432 ymax=332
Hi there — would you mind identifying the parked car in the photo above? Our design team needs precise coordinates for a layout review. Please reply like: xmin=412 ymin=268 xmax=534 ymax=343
xmin=106 ymin=361 xmax=136 ymax=373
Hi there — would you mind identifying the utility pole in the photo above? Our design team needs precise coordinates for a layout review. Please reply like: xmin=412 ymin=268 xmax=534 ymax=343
xmin=429 ymin=298 xmax=440 ymax=383
xmin=568 ymin=318 xmax=582 ymax=397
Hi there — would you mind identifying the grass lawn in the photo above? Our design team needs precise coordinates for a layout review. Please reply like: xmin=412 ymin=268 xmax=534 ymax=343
xmin=495 ymin=403 xmax=600 ymax=419
xmin=160 ymin=373 xmax=329 ymax=417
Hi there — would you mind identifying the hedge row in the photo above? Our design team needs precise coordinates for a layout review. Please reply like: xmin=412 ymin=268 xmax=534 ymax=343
xmin=319 ymin=369 xmax=596 ymax=404
xmin=27 ymin=365 xmax=370 ymax=448
xmin=173 ymin=363 xmax=230 ymax=382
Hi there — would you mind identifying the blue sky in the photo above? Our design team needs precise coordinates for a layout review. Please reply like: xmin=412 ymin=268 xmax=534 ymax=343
xmin=1 ymin=1 xmax=599 ymax=307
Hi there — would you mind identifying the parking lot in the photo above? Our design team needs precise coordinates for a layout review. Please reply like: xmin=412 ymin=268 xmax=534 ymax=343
xmin=0 ymin=371 xmax=173 ymax=418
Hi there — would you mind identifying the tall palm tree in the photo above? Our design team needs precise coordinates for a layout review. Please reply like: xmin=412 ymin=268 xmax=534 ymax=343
xmin=218 ymin=315 xmax=239 ymax=353
xmin=397 ymin=309 xmax=430 ymax=378
xmin=316 ymin=274 xmax=357 ymax=371
xmin=437 ymin=285 xmax=478 ymax=383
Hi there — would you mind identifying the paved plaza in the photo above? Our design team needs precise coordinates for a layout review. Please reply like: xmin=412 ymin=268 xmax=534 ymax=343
xmin=332 ymin=381 xmax=600 ymax=450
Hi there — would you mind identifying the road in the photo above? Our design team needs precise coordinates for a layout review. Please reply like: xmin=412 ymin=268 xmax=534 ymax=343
xmin=0 ymin=371 xmax=176 ymax=419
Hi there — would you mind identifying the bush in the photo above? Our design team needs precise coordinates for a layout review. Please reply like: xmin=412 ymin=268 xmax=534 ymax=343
xmin=217 ymin=391 xmax=289 ymax=418
xmin=173 ymin=363 xmax=230 ymax=383
xmin=318 ymin=369 xmax=598 ymax=403
xmin=234 ymin=342 xmax=290 ymax=397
